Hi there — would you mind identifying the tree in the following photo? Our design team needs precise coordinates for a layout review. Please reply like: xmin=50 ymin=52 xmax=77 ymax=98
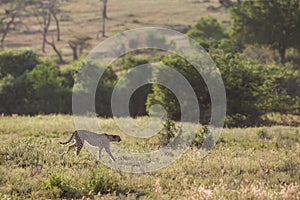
xmin=210 ymin=47 xmax=300 ymax=126
xmin=0 ymin=0 xmax=30 ymax=48
xmin=146 ymin=47 xmax=300 ymax=126
xmin=146 ymin=54 xmax=211 ymax=122
xmin=98 ymin=0 xmax=108 ymax=38
xmin=230 ymin=0 xmax=300 ymax=64
xmin=102 ymin=0 xmax=108 ymax=19
xmin=27 ymin=59 xmax=72 ymax=114
xmin=71 ymin=59 xmax=117 ymax=116
xmin=49 ymin=0 xmax=62 ymax=41
xmin=32 ymin=0 xmax=62 ymax=52
xmin=45 ymin=36 xmax=64 ymax=63
xmin=118 ymin=55 xmax=150 ymax=117
xmin=33 ymin=1 xmax=52 ymax=53
xmin=68 ymin=35 xmax=92 ymax=60
xmin=219 ymin=0 xmax=234 ymax=8
xmin=219 ymin=0 xmax=242 ymax=8
xmin=187 ymin=17 xmax=227 ymax=50
xmin=0 ymin=49 xmax=39 ymax=114
xmin=0 ymin=49 xmax=73 ymax=114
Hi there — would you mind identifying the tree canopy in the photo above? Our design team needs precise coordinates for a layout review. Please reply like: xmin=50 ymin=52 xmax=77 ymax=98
xmin=230 ymin=0 xmax=300 ymax=64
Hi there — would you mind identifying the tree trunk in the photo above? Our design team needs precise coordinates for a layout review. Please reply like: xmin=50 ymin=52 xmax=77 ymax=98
xmin=102 ymin=18 xmax=105 ymax=37
xmin=42 ymin=13 xmax=52 ymax=53
xmin=102 ymin=7 xmax=106 ymax=37
xmin=52 ymin=12 xmax=61 ymax=41
xmin=45 ymin=37 xmax=64 ymax=63
xmin=278 ymin=45 xmax=286 ymax=64
xmin=68 ymin=42 xmax=78 ymax=60
xmin=102 ymin=0 xmax=108 ymax=18
xmin=0 ymin=14 xmax=15 ymax=49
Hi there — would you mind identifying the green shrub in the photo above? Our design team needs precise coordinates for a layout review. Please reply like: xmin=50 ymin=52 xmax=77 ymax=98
xmin=44 ymin=172 xmax=77 ymax=198
xmin=0 ymin=49 xmax=39 ymax=114
xmin=72 ymin=59 xmax=117 ymax=117
xmin=0 ymin=48 xmax=38 ymax=78
xmin=88 ymin=170 xmax=133 ymax=196
xmin=257 ymin=129 xmax=270 ymax=140
xmin=27 ymin=59 xmax=72 ymax=114
xmin=187 ymin=17 xmax=227 ymax=50
xmin=0 ymin=49 xmax=73 ymax=115
xmin=146 ymin=54 xmax=210 ymax=122
xmin=159 ymin=119 xmax=177 ymax=145
xmin=147 ymin=49 xmax=300 ymax=127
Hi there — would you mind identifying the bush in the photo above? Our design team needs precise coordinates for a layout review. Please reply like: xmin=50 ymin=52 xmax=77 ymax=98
xmin=115 ymin=55 xmax=151 ymax=117
xmin=0 ymin=48 xmax=39 ymax=78
xmin=146 ymin=54 xmax=210 ymax=122
xmin=72 ymin=59 xmax=117 ymax=117
xmin=27 ymin=59 xmax=72 ymax=114
xmin=0 ymin=49 xmax=39 ymax=114
xmin=212 ymin=49 xmax=300 ymax=126
xmin=187 ymin=17 xmax=227 ymax=50
xmin=158 ymin=119 xmax=177 ymax=146
xmin=44 ymin=172 xmax=78 ymax=198
xmin=0 ymin=49 xmax=74 ymax=115
xmin=147 ymin=48 xmax=300 ymax=126
xmin=88 ymin=170 xmax=119 ymax=195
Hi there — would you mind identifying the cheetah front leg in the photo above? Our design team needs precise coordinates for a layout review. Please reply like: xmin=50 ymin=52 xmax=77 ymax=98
xmin=98 ymin=147 xmax=103 ymax=160
xmin=105 ymin=146 xmax=116 ymax=162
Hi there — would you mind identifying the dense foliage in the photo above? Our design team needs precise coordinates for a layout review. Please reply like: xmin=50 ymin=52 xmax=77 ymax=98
xmin=0 ymin=49 xmax=117 ymax=116
xmin=1 ymin=1 xmax=300 ymax=126
xmin=230 ymin=0 xmax=300 ymax=63
xmin=146 ymin=49 xmax=300 ymax=126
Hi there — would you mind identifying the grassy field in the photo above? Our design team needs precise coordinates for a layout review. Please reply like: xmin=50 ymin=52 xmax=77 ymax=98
xmin=4 ymin=0 xmax=230 ymax=62
xmin=2 ymin=1 xmax=300 ymax=199
xmin=0 ymin=115 xmax=300 ymax=199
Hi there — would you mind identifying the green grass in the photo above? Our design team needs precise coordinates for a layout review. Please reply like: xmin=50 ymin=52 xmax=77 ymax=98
xmin=0 ymin=115 xmax=300 ymax=199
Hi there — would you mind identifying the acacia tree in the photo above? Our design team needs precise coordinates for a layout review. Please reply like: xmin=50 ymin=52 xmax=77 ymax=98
xmin=219 ymin=0 xmax=242 ymax=8
xmin=68 ymin=35 xmax=92 ymax=60
xmin=45 ymin=36 xmax=64 ymax=63
xmin=0 ymin=10 xmax=17 ymax=49
xmin=98 ymin=0 xmax=108 ymax=38
xmin=49 ymin=0 xmax=62 ymax=41
xmin=102 ymin=0 xmax=108 ymax=19
xmin=33 ymin=1 xmax=51 ymax=53
xmin=231 ymin=0 xmax=300 ymax=64
xmin=0 ymin=0 xmax=30 ymax=48
xmin=32 ymin=0 xmax=62 ymax=53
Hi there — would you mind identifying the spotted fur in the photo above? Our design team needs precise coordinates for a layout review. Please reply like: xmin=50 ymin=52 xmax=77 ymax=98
xmin=60 ymin=130 xmax=121 ymax=161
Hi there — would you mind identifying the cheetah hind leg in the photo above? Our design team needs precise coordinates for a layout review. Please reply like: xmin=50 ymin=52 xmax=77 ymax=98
xmin=61 ymin=143 xmax=76 ymax=157
xmin=76 ymin=144 xmax=83 ymax=155
xmin=65 ymin=143 xmax=76 ymax=154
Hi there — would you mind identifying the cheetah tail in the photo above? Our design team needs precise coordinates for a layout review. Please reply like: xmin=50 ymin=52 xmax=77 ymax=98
xmin=60 ymin=131 xmax=76 ymax=145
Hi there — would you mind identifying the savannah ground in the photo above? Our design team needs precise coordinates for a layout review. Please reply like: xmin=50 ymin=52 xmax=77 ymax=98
xmin=3 ymin=0 xmax=229 ymax=62
xmin=0 ymin=115 xmax=300 ymax=199
xmin=1 ymin=0 xmax=300 ymax=199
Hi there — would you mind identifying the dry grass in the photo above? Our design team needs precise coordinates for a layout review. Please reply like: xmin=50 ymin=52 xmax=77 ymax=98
xmin=0 ymin=115 xmax=300 ymax=199
xmin=3 ymin=0 xmax=230 ymax=62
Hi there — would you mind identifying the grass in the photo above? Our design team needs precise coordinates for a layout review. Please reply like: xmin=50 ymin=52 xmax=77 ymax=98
xmin=3 ymin=0 xmax=230 ymax=62
xmin=0 ymin=115 xmax=300 ymax=199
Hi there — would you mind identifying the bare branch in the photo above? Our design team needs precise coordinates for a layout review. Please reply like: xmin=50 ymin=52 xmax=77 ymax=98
xmin=45 ymin=36 xmax=65 ymax=63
